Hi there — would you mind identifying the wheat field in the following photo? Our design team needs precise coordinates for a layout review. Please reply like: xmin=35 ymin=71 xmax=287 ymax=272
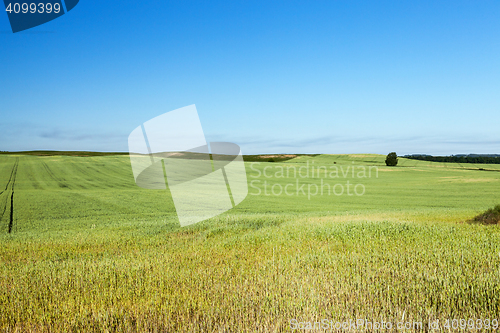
xmin=0 ymin=153 xmax=499 ymax=332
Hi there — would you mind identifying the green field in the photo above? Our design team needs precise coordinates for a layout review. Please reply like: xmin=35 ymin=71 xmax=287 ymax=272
xmin=1 ymin=154 xmax=500 ymax=332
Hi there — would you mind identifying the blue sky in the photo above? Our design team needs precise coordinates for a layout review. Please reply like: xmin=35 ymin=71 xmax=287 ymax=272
xmin=1 ymin=0 xmax=499 ymax=155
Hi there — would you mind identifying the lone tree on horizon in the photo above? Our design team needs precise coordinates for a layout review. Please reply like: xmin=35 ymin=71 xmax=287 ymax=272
xmin=385 ymin=152 xmax=398 ymax=166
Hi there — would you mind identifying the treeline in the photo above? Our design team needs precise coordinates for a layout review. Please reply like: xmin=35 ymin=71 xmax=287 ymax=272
xmin=0 ymin=151 xmax=129 ymax=156
xmin=404 ymin=155 xmax=500 ymax=164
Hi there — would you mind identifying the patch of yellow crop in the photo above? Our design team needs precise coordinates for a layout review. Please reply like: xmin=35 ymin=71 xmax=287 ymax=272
xmin=439 ymin=177 xmax=496 ymax=183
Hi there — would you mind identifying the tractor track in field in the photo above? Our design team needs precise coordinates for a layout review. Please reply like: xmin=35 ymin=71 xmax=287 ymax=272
xmin=0 ymin=158 xmax=18 ymax=196
xmin=8 ymin=190 xmax=14 ymax=233
xmin=41 ymin=161 xmax=69 ymax=188
xmin=1 ymin=158 xmax=19 ymax=233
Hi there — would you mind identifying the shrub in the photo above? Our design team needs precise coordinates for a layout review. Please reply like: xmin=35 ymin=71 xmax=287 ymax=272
xmin=469 ymin=205 xmax=500 ymax=225
xmin=385 ymin=152 xmax=398 ymax=166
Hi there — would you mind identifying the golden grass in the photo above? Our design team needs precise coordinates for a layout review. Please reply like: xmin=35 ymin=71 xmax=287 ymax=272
xmin=1 ymin=213 xmax=499 ymax=332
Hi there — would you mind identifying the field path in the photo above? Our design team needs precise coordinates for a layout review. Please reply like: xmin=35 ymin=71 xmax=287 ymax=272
xmin=0 ymin=157 xmax=19 ymax=233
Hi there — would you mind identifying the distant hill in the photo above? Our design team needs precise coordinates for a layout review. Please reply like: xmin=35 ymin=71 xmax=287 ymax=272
xmin=0 ymin=151 xmax=129 ymax=156
xmin=0 ymin=151 xmax=318 ymax=162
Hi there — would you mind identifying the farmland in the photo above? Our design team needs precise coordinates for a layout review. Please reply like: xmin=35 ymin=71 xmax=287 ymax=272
xmin=0 ymin=153 xmax=499 ymax=332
